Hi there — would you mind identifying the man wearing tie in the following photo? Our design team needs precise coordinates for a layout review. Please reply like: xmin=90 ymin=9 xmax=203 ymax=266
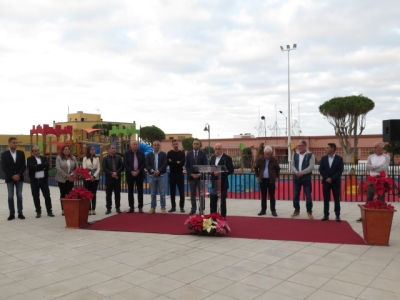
xmin=102 ymin=144 xmax=124 ymax=214
xmin=1 ymin=137 xmax=26 ymax=220
xmin=319 ymin=143 xmax=344 ymax=222
xmin=124 ymin=140 xmax=146 ymax=213
xmin=27 ymin=145 xmax=54 ymax=218
xmin=146 ymin=140 xmax=168 ymax=214
xmin=185 ymin=139 xmax=208 ymax=215
xmin=209 ymin=143 xmax=234 ymax=218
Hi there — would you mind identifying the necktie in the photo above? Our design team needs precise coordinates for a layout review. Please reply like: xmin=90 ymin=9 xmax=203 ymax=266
xmin=133 ymin=152 xmax=138 ymax=171
xmin=194 ymin=151 xmax=198 ymax=163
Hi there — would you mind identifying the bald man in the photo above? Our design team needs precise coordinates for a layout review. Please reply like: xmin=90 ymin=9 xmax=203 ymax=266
xmin=209 ymin=143 xmax=234 ymax=218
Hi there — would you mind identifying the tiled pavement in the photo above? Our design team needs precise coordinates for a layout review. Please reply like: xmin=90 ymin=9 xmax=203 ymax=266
xmin=0 ymin=183 xmax=399 ymax=300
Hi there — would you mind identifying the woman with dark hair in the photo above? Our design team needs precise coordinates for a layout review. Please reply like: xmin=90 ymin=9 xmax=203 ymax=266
xmin=55 ymin=145 xmax=78 ymax=215
xmin=82 ymin=146 xmax=100 ymax=215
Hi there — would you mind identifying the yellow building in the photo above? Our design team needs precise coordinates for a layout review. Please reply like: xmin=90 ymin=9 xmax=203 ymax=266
xmin=165 ymin=133 xmax=193 ymax=140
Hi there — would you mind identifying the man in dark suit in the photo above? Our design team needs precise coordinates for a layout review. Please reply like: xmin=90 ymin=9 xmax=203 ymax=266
xmin=319 ymin=143 xmax=344 ymax=222
xmin=254 ymin=145 xmax=281 ymax=217
xmin=27 ymin=145 xmax=54 ymax=218
xmin=209 ymin=143 xmax=234 ymax=218
xmin=123 ymin=140 xmax=146 ymax=213
xmin=167 ymin=139 xmax=186 ymax=213
xmin=102 ymin=144 xmax=124 ymax=214
xmin=1 ymin=137 xmax=26 ymax=220
xmin=145 ymin=140 xmax=168 ymax=214
xmin=185 ymin=139 xmax=208 ymax=215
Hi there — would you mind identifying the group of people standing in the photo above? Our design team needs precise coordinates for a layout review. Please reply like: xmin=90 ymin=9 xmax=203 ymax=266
xmin=2 ymin=135 xmax=390 ymax=222
xmin=254 ymin=140 xmax=390 ymax=222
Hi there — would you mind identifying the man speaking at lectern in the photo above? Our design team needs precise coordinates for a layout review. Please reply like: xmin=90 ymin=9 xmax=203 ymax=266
xmin=209 ymin=143 xmax=234 ymax=218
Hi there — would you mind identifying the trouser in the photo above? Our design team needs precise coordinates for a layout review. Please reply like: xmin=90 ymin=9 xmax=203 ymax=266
xmin=189 ymin=179 xmax=203 ymax=213
xmin=127 ymin=175 xmax=144 ymax=209
xmin=105 ymin=178 xmax=121 ymax=210
xmin=84 ymin=180 xmax=99 ymax=210
xmin=169 ymin=173 xmax=185 ymax=208
xmin=259 ymin=178 xmax=276 ymax=212
xmin=30 ymin=178 xmax=52 ymax=213
xmin=322 ymin=182 xmax=341 ymax=216
xmin=293 ymin=179 xmax=313 ymax=212
xmin=210 ymin=181 xmax=228 ymax=217
xmin=58 ymin=181 xmax=74 ymax=210
xmin=149 ymin=175 xmax=166 ymax=208
xmin=7 ymin=181 xmax=23 ymax=215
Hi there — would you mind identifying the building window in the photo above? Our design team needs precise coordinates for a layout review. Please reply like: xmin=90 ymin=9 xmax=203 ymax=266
xmin=25 ymin=146 xmax=31 ymax=152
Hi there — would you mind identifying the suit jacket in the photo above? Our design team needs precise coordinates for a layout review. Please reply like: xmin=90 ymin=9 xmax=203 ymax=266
xmin=123 ymin=149 xmax=146 ymax=178
xmin=27 ymin=155 xmax=50 ymax=180
xmin=1 ymin=150 xmax=26 ymax=183
xmin=209 ymin=153 xmax=234 ymax=188
xmin=319 ymin=154 xmax=344 ymax=185
xmin=185 ymin=149 xmax=208 ymax=180
xmin=55 ymin=155 xmax=78 ymax=183
xmin=145 ymin=151 xmax=168 ymax=175
xmin=254 ymin=155 xmax=280 ymax=183
xmin=102 ymin=154 xmax=124 ymax=180
xmin=82 ymin=156 xmax=101 ymax=180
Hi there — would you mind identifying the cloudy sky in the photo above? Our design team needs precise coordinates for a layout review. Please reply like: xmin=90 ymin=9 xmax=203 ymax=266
xmin=1 ymin=0 xmax=399 ymax=140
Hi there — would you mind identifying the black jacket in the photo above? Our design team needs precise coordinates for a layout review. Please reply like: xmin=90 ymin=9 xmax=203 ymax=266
xmin=1 ymin=150 xmax=26 ymax=183
xmin=27 ymin=155 xmax=50 ymax=179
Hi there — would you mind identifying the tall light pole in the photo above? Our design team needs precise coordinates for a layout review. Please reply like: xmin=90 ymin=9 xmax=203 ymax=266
xmin=280 ymin=43 xmax=296 ymax=164
xmin=203 ymin=123 xmax=210 ymax=159
xmin=261 ymin=116 xmax=266 ymax=142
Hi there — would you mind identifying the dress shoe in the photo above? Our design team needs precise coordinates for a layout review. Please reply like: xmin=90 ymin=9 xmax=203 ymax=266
xmin=356 ymin=217 xmax=362 ymax=222
xmin=139 ymin=208 xmax=143 ymax=213
xmin=105 ymin=209 xmax=111 ymax=215
xmin=161 ymin=208 xmax=167 ymax=215
xmin=257 ymin=210 xmax=266 ymax=216
xmin=127 ymin=208 xmax=134 ymax=213
xmin=180 ymin=208 xmax=185 ymax=213
xmin=89 ymin=210 xmax=92 ymax=215
xmin=307 ymin=212 xmax=314 ymax=219
xmin=116 ymin=208 xmax=122 ymax=214
xmin=92 ymin=211 xmax=96 ymax=215
xmin=291 ymin=211 xmax=300 ymax=217
xmin=148 ymin=208 xmax=155 ymax=214
xmin=61 ymin=210 xmax=64 ymax=216
xmin=18 ymin=214 xmax=25 ymax=220
xmin=336 ymin=216 xmax=341 ymax=222
xmin=168 ymin=208 xmax=176 ymax=213
xmin=271 ymin=211 xmax=278 ymax=217
xmin=7 ymin=215 xmax=15 ymax=221
xmin=321 ymin=216 xmax=329 ymax=221
xmin=36 ymin=212 xmax=41 ymax=218
xmin=47 ymin=212 xmax=55 ymax=217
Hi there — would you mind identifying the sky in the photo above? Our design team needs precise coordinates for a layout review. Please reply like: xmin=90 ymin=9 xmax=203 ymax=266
xmin=0 ymin=0 xmax=399 ymax=141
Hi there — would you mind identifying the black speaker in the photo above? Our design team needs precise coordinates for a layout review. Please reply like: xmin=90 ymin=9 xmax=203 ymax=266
xmin=382 ymin=120 xmax=400 ymax=142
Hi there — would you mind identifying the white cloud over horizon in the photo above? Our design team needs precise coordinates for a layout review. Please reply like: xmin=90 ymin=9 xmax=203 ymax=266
xmin=0 ymin=0 xmax=399 ymax=141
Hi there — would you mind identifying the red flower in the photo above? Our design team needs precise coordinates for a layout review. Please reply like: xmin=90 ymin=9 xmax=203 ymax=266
xmin=365 ymin=200 xmax=395 ymax=211
xmin=65 ymin=187 xmax=94 ymax=201
xmin=363 ymin=171 xmax=393 ymax=198
xmin=74 ymin=167 xmax=91 ymax=180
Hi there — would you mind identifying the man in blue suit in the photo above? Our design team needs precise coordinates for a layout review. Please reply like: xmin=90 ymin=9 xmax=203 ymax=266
xmin=185 ymin=139 xmax=208 ymax=215
xmin=319 ymin=143 xmax=344 ymax=222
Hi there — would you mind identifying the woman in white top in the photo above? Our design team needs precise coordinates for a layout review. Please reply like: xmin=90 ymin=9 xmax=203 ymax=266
xmin=82 ymin=146 xmax=100 ymax=215
xmin=55 ymin=145 xmax=78 ymax=215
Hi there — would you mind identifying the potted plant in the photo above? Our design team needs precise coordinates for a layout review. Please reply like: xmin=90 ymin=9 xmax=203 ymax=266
xmin=62 ymin=168 xmax=93 ymax=228
xmin=184 ymin=212 xmax=231 ymax=236
xmin=358 ymin=171 xmax=396 ymax=245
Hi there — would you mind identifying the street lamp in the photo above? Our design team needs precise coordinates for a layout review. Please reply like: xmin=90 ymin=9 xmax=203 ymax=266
xmin=261 ymin=116 xmax=266 ymax=142
xmin=280 ymin=43 xmax=297 ymax=164
xmin=203 ymin=123 xmax=210 ymax=159
xmin=279 ymin=111 xmax=287 ymax=135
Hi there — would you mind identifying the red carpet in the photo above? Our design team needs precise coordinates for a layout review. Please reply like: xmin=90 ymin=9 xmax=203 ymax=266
xmin=84 ymin=213 xmax=365 ymax=245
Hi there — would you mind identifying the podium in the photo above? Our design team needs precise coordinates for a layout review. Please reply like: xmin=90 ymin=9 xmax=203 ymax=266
xmin=194 ymin=165 xmax=227 ymax=215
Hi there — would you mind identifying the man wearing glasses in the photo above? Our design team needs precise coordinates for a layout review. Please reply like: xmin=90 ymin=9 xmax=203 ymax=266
xmin=291 ymin=140 xmax=315 ymax=219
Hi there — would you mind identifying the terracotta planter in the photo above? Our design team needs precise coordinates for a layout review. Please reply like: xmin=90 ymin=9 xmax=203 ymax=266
xmin=358 ymin=204 xmax=396 ymax=246
xmin=61 ymin=198 xmax=90 ymax=228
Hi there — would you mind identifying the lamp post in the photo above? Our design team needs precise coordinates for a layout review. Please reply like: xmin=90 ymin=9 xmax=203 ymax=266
xmin=203 ymin=123 xmax=210 ymax=159
xmin=261 ymin=116 xmax=266 ymax=142
xmin=280 ymin=43 xmax=297 ymax=164
xmin=279 ymin=111 xmax=287 ymax=135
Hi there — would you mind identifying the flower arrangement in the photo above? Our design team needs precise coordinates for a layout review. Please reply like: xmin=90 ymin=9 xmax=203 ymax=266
xmin=363 ymin=171 xmax=393 ymax=200
xmin=64 ymin=187 xmax=94 ymax=201
xmin=364 ymin=200 xmax=395 ymax=211
xmin=184 ymin=212 xmax=231 ymax=235
xmin=74 ymin=167 xmax=91 ymax=180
